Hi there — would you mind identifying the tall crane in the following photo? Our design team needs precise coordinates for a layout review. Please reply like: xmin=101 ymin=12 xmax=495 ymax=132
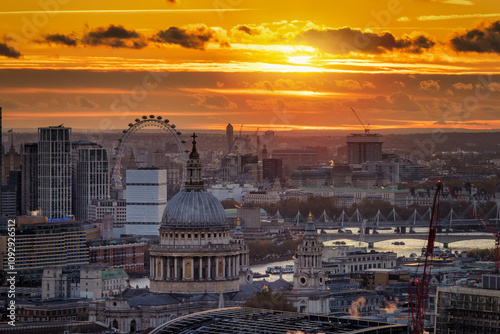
xmin=350 ymin=107 xmax=370 ymax=134
xmin=409 ymin=181 xmax=441 ymax=334
xmin=448 ymin=190 xmax=500 ymax=273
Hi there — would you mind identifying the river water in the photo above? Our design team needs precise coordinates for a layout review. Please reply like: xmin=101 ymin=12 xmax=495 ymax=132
xmin=131 ymin=229 xmax=495 ymax=287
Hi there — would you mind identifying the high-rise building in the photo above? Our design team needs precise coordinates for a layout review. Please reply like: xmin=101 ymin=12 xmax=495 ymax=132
xmin=263 ymin=158 xmax=283 ymax=181
xmin=264 ymin=130 xmax=275 ymax=154
xmin=226 ymin=123 xmax=234 ymax=152
xmin=125 ymin=168 xmax=167 ymax=236
xmin=2 ymin=132 xmax=21 ymax=183
xmin=1 ymin=170 xmax=21 ymax=216
xmin=72 ymin=141 xmax=109 ymax=221
xmin=272 ymin=149 xmax=317 ymax=177
xmin=346 ymin=133 xmax=383 ymax=164
xmin=38 ymin=126 xmax=72 ymax=219
xmin=21 ymin=143 xmax=38 ymax=215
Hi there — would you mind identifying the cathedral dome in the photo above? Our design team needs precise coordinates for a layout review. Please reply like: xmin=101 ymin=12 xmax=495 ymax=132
xmin=161 ymin=190 xmax=227 ymax=230
xmin=160 ymin=133 xmax=227 ymax=231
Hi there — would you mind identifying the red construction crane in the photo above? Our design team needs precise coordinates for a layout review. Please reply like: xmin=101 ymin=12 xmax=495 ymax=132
xmin=448 ymin=190 xmax=500 ymax=273
xmin=409 ymin=181 xmax=441 ymax=334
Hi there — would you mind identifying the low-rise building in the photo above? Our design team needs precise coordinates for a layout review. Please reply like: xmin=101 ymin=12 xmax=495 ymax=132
xmin=88 ymin=238 xmax=146 ymax=274
xmin=80 ymin=266 xmax=129 ymax=299
xmin=322 ymin=246 xmax=397 ymax=275
xmin=207 ymin=183 xmax=257 ymax=203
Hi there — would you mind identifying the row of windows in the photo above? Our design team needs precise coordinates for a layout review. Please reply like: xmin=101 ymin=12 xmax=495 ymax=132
xmin=162 ymin=232 xmax=227 ymax=240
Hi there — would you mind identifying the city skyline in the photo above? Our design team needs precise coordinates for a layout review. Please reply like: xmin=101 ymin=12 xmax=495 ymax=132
xmin=0 ymin=1 xmax=499 ymax=132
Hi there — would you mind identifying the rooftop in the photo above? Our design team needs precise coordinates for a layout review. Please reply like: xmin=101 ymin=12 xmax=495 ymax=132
xmin=151 ymin=307 xmax=408 ymax=334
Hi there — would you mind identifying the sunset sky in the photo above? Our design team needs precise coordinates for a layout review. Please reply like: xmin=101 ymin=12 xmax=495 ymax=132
xmin=1 ymin=0 xmax=500 ymax=132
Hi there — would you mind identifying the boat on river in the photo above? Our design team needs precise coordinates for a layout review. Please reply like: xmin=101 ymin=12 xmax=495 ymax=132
xmin=266 ymin=265 xmax=294 ymax=275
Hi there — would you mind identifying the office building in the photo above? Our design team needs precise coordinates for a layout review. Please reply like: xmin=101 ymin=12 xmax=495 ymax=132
xmin=125 ymin=168 xmax=167 ymax=236
xmin=2 ymin=135 xmax=21 ymax=184
xmin=272 ymin=149 xmax=317 ymax=177
xmin=346 ymin=133 xmax=383 ymax=164
xmin=72 ymin=141 xmax=109 ymax=221
xmin=21 ymin=143 xmax=38 ymax=215
xmin=435 ymin=276 xmax=500 ymax=333
xmin=38 ymin=126 xmax=72 ymax=219
xmin=226 ymin=123 xmax=234 ymax=152
xmin=88 ymin=198 xmax=126 ymax=238
xmin=264 ymin=130 xmax=275 ymax=153
xmin=2 ymin=170 xmax=21 ymax=216
xmin=263 ymin=158 xmax=282 ymax=181
xmin=0 ymin=216 xmax=88 ymax=285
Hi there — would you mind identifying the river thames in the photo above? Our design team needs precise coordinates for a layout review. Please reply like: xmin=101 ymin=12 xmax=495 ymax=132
xmin=131 ymin=228 xmax=494 ymax=287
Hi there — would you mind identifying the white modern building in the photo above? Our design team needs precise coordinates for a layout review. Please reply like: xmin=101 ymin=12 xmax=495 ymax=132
xmin=38 ymin=126 xmax=72 ymax=219
xmin=207 ymin=183 xmax=257 ymax=203
xmin=73 ymin=141 xmax=109 ymax=221
xmin=125 ymin=168 xmax=167 ymax=236
xmin=322 ymin=246 xmax=397 ymax=274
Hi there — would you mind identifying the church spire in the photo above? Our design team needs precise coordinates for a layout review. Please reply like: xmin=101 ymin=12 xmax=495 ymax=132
xmin=185 ymin=133 xmax=204 ymax=191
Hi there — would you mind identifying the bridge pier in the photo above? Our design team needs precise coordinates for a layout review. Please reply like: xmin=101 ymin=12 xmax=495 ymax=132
xmin=365 ymin=227 xmax=371 ymax=235
xmin=437 ymin=226 xmax=443 ymax=233
xmin=443 ymin=242 xmax=449 ymax=249
xmin=401 ymin=227 xmax=406 ymax=234
xmin=368 ymin=242 xmax=374 ymax=248
xmin=409 ymin=227 xmax=415 ymax=234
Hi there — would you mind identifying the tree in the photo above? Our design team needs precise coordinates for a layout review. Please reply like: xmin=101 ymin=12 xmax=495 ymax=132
xmin=243 ymin=287 xmax=297 ymax=312
xmin=220 ymin=199 xmax=241 ymax=209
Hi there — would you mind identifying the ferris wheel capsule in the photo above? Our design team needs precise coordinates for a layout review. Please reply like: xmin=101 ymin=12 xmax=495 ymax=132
xmin=184 ymin=149 xmax=190 ymax=153
xmin=122 ymin=130 xmax=127 ymax=133
xmin=149 ymin=115 xmax=155 ymax=119
xmin=142 ymin=115 xmax=147 ymax=120
xmin=128 ymin=123 xmax=133 ymax=127
xmin=181 ymin=140 xmax=186 ymax=144
xmin=171 ymin=124 xmax=176 ymax=129
xmin=176 ymin=131 xmax=182 ymax=135
xmin=164 ymin=119 xmax=169 ymax=123
xmin=157 ymin=116 xmax=162 ymax=120
xmin=135 ymin=118 xmax=140 ymax=122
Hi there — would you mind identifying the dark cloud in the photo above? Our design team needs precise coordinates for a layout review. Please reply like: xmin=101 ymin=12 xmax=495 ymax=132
xmin=0 ymin=43 xmax=21 ymax=58
xmin=236 ymin=25 xmax=258 ymax=36
xmin=191 ymin=95 xmax=236 ymax=109
xmin=296 ymin=27 xmax=435 ymax=54
xmin=43 ymin=33 xmax=78 ymax=46
xmin=83 ymin=25 xmax=147 ymax=49
xmin=450 ymin=20 xmax=500 ymax=53
xmin=153 ymin=25 xmax=229 ymax=50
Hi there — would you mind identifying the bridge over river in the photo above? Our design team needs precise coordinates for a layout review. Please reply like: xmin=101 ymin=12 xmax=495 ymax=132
xmin=284 ymin=203 xmax=500 ymax=231
xmin=317 ymin=231 xmax=495 ymax=248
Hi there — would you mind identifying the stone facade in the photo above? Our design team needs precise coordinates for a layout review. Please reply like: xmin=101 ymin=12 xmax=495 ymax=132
xmin=285 ymin=213 xmax=330 ymax=315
